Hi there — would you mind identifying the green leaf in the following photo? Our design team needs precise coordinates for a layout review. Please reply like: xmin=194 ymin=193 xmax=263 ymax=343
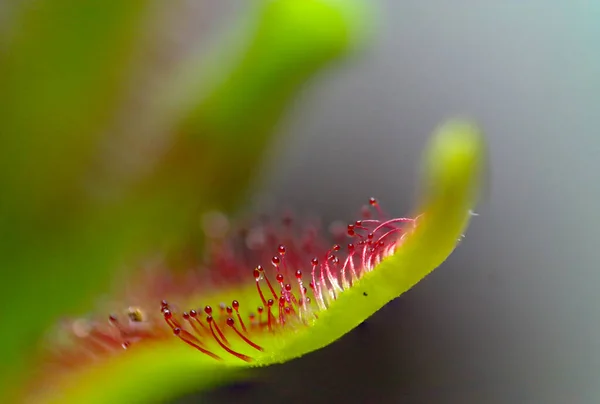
xmin=0 ymin=0 xmax=152 ymax=392
xmin=164 ymin=0 xmax=371 ymax=212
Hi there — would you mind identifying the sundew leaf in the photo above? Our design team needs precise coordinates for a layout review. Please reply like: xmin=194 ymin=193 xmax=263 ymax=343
xmin=26 ymin=120 xmax=486 ymax=404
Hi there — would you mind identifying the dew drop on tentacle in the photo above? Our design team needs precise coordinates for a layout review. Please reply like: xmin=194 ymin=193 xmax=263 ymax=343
xmin=324 ymin=245 xmax=343 ymax=295
xmin=183 ymin=311 xmax=204 ymax=337
xmin=190 ymin=309 xmax=209 ymax=332
xmin=254 ymin=267 xmax=268 ymax=306
xmin=259 ymin=264 xmax=278 ymax=300
xmin=204 ymin=307 xmax=229 ymax=346
xmin=266 ymin=299 xmax=274 ymax=331
xmin=232 ymin=300 xmax=247 ymax=333
xmin=347 ymin=223 xmax=355 ymax=237
xmin=257 ymin=306 xmax=264 ymax=326
xmin=163 ymin=309 xmax=182 ymax=330
xmin=310 ymin=257 xmax=326 ymax=311
xmin=278 ymin=295 xmax=286 ymax=324
xmin=294 ymin=269 xmax=310 ymax=321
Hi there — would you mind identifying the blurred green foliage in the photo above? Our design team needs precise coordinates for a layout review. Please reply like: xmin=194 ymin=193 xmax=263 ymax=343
xmin=0 ymin=0 xmax=369 ymax=401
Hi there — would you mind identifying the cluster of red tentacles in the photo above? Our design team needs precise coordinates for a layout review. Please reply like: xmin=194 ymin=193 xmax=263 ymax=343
xmin=39 ymin=199 xmax=416 ymax=370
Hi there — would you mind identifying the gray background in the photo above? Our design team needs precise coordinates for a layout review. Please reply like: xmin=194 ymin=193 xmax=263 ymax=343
xmin=178 ymin=1 xmax=600 ymax=403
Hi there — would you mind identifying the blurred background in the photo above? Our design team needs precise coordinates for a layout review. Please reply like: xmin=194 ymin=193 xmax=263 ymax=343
xmin=182 ymin=1 xmax=600 ymax=403
xmin=2 ymin=1 xmax=599 ymax=403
